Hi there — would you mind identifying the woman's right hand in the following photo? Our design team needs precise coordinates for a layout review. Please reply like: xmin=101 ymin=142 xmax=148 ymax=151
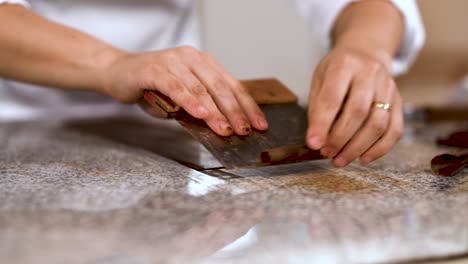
xmin=100 ymin=46 xmax=268 ymax=137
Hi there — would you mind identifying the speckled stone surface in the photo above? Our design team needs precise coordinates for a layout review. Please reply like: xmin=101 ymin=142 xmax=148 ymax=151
xmin=0 ymin=115 xmax=467 ymax=264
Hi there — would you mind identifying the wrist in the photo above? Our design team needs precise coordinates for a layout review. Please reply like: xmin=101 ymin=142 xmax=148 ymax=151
xmin=91 ymin=46 xmax=129 ymax=96
xmin=330 ymin=0 xmax=403 ymax=73
xmin=333 ymin=40 xmax=394 ymax=72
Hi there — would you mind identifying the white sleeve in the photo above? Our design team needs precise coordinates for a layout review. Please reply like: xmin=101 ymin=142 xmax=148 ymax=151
xmin=295 ymin=0 xmax=425 ymax=76
xmin=0 ymin=0 xmax=30 ymax=8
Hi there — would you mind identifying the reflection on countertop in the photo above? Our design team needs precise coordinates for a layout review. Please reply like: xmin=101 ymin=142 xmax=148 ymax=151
xmin=0 ymin=113 xmax=467 ymax=264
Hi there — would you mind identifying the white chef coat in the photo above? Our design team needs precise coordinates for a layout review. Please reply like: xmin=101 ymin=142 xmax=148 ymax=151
xmin=0 ymin=0 xmax=424 ymax=120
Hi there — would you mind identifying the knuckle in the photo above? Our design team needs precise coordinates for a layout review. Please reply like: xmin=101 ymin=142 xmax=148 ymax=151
xmin=190 ymin=83 xmax=207 ymax=97
xmin=364 ymin=60 xmax=382 ymax=75
xmin=370 ymin=118 xmax=388 ymax=135
xmin=338 ymin=53 xmax=354 ymax=67
xmin=333 ymin=60 xmax=351 ymax=75
xmin=350 ymin=104 xmax=369 ymax=119
xmin=147 ymin=63 xmax=164 ymax=74
xmin=210 ymin=78 xmax=227 ymax=93
xmin=166 ymin=80 xmax=184 ymax=94
xmin=233 ymin=83 xmax=249 ymax=96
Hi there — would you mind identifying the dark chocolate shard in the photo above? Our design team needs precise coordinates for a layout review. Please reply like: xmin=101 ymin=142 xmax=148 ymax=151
xmin=431 ymin=151 xmax=468 ymax=176
xmin=437 ymin=131 xmax=468 ymax=148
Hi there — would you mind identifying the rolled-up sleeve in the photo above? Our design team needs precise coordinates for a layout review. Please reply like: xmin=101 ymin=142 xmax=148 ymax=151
xmin=295 ymin=0 xmax=425 ymax=76
xmin=0 ymin=0 xmax=30 ymax=8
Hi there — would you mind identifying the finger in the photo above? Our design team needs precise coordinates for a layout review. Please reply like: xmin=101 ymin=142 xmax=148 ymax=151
xmin=203 ymin=55 xmax=268 ymax=131
xmin=151 ymin=70 xmax=209 ymax=120
xmin=360 ymin=93 xmax=404 ymax=164
xmin=191 ymin=54 xmax=251 ymax=136
xmin=332 ymin=76 xmax=395 ymax=167
xmin=307 ymin=68 xmax=323 ymax=103
xmin=169 ymin=65 xmax=234 ymax=137
xmin=320 ymin=68 xmax=377 ymax=158
xmin=332 ymin=107 xmax=390 ymax=167
xmin=233 ymin=81 xmax=268 ymax=131
xmin=304 ymin=73 xmax=321 ymax=145
xmin=306 ymin=58 xmax=354 ymax=150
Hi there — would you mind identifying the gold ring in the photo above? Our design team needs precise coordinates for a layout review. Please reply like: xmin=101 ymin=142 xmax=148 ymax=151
xmin=373 ymin=102 xmax=391 ymax=111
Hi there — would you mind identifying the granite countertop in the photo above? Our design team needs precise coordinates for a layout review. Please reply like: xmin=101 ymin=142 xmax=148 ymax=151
xmin=1 ymin=112 xmax=467 ymax=264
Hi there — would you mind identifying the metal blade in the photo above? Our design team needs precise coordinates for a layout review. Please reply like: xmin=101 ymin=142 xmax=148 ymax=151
xmin=171 ymin=103 xmax=319 ymax=169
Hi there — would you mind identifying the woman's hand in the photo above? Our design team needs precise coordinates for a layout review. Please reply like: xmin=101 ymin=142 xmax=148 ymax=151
xmin=0 ymin=6 xmax=267 ymax=136
xmin=101 ymin=46 xmax=268 ymax=137
xmin=306 ymin=0 xmax=406 ymax=167
xmin=306 ymin=47 xmax=404 ymax=167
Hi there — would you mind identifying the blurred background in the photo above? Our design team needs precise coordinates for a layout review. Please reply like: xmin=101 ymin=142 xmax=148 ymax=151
xmin=199 ymin=0 xmax=467 ymax=107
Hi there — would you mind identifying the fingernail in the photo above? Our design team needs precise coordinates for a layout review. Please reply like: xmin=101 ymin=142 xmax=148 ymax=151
xmin=360 ymin=155 xmax=373 ymax=164
xmin=237 ymin=122 xmax=251 ymax=135
xmin=257 ymin=118 xmax=268 ymax=130
xmin=243 ymin=125 xmax=251 ymax=134
xmin=333 ymin=157 xmax=348 ymax=168
xmin=307 ymin=136 xmax=322 ymax=150
xmin=219 ymin=121 xmax=233 ymax=133
xmin=196 ymin=105 xmax=209 ymax=116
xmin=320 ymin=147 xmax=335 ymax=158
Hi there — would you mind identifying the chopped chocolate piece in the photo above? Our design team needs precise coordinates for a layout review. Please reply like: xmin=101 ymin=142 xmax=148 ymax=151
xmin=437 ymin=131 xmax=468 ymax=148
xmin=431 ymin=151 xmax=468 ymax=176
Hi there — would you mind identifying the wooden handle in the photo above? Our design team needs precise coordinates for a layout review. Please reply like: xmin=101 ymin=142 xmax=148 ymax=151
xmin=143 ymin=90 xmax=180 ymax=113
xmin=142 ymin=78 xmax=297 ymax=114
xmin=241 ymin=78 xmax=297 ymax=105
xmin=138 ymin=96 xmax=171 ymax=118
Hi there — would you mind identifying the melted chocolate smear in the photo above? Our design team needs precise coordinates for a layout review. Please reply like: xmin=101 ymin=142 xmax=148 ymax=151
xmin=259 ymin=144 xmax=324 ymax=166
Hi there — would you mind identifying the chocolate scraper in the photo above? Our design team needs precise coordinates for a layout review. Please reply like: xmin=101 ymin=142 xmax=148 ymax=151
xmin=140 ymin=78 xmax=323 ymax=169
